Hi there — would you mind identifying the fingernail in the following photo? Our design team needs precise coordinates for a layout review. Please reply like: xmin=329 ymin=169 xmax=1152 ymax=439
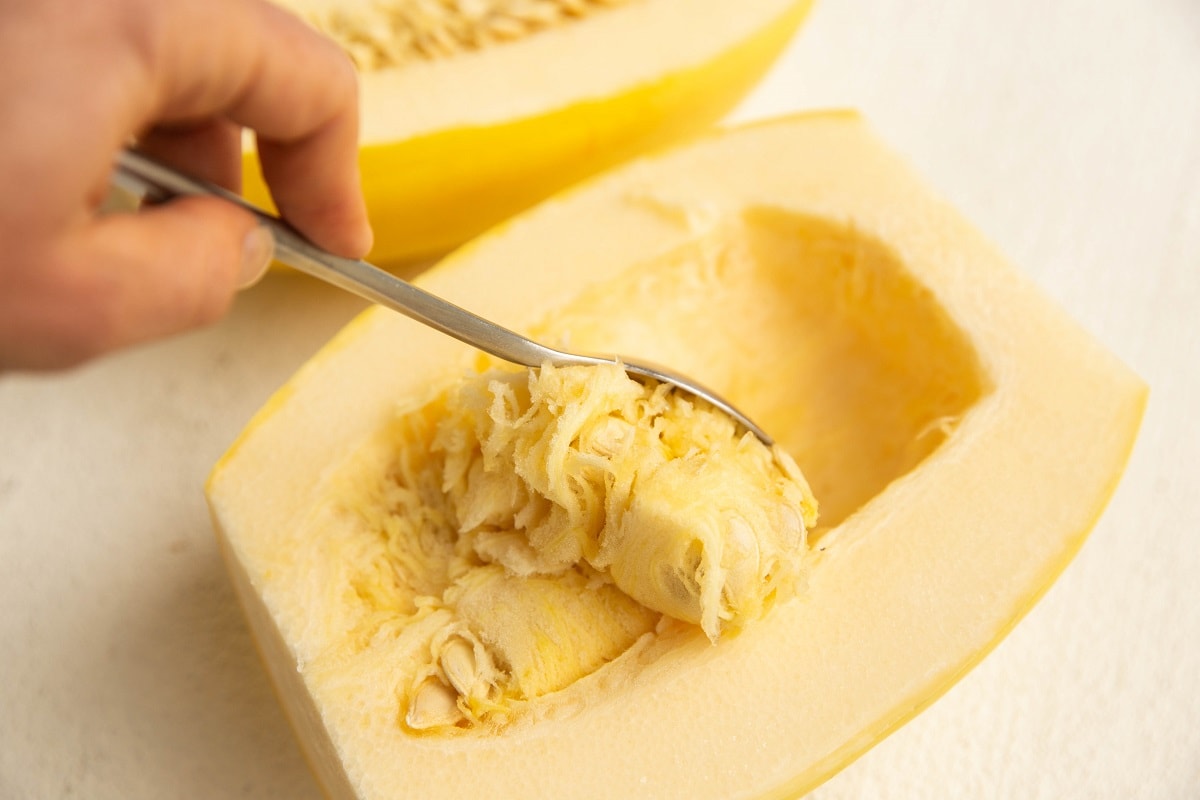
xmin=238 ymin=226 xmax=275 ymax=289
xmin=356 ymin=222 xmax=375 ymax=259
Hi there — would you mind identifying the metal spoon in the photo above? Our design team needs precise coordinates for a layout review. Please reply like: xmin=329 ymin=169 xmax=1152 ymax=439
xmin=111 ymin=149 xmax=773 ymax=445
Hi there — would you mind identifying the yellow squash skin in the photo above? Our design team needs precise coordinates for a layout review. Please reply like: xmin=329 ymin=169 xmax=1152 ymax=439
xmin=241 ymin=0 xmax=813 ymax=266
xmin=208 ymin=111 xmax=1145 ymax=799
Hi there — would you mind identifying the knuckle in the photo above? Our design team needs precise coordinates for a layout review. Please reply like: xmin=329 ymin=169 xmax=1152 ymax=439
xmin=333 ymin=45 xmax=359 ymax=91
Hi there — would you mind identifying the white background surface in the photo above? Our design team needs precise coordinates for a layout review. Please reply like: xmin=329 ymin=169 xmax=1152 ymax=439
xmin=2 ymin=0 xmax=1198 ymax=797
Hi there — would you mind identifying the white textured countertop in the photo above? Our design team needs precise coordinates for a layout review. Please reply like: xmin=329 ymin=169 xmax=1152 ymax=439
xmin=2 ymin=0 xmax=1197 ymax=797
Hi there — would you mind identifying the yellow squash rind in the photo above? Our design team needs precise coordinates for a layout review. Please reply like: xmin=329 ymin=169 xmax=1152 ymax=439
xmin=243 ymin=0 xmax=813 ymax=265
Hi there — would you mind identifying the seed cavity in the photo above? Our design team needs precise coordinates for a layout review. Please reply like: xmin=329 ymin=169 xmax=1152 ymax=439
xmin=282 ymin=0 xmax=637 ymax=70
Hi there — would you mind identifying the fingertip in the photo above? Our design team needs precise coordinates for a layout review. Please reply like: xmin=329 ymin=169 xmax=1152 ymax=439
xmin=333 ymin=211 xmax=375 ymax=260
xmin=308 ymin=211 xmax=374 ymax=260
xmin=353 ymin=221 xmax=375 ymax=260
xmin=330 ymin=199 xmax=374 ymax=259
xmin=286 ymin=173 xmax=373 ymax=258
xmin=256 ymin=138 xmax=373 ymax=259
xmin=341 ymin=184 xmax=375 ymax=258
xmin=65 ymin=195 xmax=259 ymax=351
xmin=238 ymin=225 xmax=275 ymax=288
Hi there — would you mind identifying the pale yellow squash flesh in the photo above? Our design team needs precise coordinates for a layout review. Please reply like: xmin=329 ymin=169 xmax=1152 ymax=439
xmin=208 ymin=111 xmax=1145 ymax=799
xmin=245 ymin=0 xmax=813 ymax=265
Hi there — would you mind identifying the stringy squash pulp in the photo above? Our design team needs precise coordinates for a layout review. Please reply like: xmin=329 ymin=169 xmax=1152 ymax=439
xmin=338 ymin=361 xmax=817 ymax=733
xmin=208 ymin=112 xmax=1145 ymax=799
xmin=248 ymin=0 xmax=813 ymax=263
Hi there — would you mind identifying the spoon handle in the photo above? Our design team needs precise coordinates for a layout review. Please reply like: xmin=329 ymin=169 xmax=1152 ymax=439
xmin=111 ymin=148 xmax=772 ymax=445
xmin=112 ymin=148 xmax=560 ymax=369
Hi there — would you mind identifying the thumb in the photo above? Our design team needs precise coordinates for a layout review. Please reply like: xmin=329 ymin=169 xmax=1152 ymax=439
xmin=41 ymin=196 xmax=272 ymax=366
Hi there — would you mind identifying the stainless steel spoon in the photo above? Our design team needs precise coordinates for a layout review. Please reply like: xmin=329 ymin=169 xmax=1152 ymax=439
xmin=111 ymin=149 xmax=773 ymax=445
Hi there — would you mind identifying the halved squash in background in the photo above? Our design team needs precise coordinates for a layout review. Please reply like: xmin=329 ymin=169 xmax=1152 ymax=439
xmin=246 ymin=0 xmax=814 ymax=265
xmin=208 ymin=111 xmax=1145 ymax=799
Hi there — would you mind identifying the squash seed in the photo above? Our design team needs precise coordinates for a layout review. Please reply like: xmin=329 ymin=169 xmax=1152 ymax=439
xmin=280 ymin=0 xmax=636 ymax=70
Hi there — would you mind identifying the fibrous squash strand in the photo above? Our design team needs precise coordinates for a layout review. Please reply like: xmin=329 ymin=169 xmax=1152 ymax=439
xmin=343 ymin=362 xmax=816 ymax=733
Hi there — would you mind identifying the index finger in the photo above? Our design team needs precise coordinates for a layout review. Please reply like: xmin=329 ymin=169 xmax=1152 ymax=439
xmin=137 ymin=0 xmax=372 ymax=256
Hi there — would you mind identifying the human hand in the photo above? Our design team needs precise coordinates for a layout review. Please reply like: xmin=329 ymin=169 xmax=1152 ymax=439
xmin=0 ymin=0 xmax=373 ymax=370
